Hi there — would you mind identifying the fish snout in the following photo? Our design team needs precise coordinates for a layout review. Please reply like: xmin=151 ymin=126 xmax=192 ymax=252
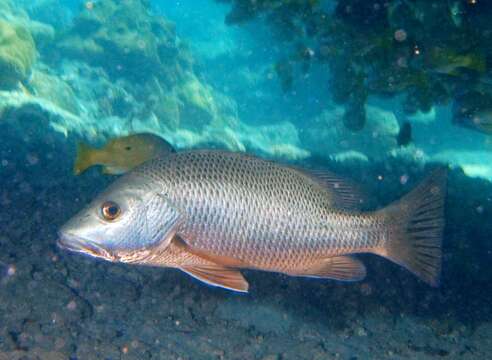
xmin=57 ymin=231 xmax=115 ymax=261
xmin=57 ymin=230 xmax=88 ymax=252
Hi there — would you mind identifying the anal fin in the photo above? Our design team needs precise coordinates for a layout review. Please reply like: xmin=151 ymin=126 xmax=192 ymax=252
xmin=286 ymin=255 xmax=366 ymax=282
xmin=180 ymin=264 xmax=249 ymax=293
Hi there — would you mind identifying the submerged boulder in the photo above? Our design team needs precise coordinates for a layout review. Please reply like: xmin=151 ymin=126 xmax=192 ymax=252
xmin=57 ymin=0 xmax=191 ymax=85
xmin=303 ymin=103 xmax=399 ymax=160
xmin=29 ymin=70 xmax=80 ymax=115
xmin=0 ymin=20 xmax=36 ymax=89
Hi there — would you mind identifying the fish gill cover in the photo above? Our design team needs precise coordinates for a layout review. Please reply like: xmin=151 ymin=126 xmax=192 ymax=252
xmin=0 ymin=0 xmax=491 ymax=359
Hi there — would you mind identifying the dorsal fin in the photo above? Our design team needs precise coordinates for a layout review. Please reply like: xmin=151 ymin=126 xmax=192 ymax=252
xmin=303 ymin=169 xmax=366 ymax=211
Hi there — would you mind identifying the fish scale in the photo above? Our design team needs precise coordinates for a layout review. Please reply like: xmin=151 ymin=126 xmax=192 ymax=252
xmin=134 ymin=151 xmax=388 ymax=271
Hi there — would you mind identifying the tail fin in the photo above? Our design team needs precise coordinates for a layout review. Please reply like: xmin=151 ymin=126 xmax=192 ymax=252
xmin=468 ymin=53 xmax=486 ymax=74
xmin=374 ymin=168 xmax=447 ymax=286
xmin=73 ymin=143 xmax=94 ymax=175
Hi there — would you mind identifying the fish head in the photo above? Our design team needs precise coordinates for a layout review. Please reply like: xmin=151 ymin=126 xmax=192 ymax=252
xmin=58 ymin=174 xmax=181 ymax=263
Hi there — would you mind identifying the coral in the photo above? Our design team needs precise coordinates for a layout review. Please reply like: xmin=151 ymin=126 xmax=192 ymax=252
xmin=151 ymin=92 xmax=180 ymax=130
xmin=53 ymin=0 xmax=230 ymax=133
xmin=57 ymin=0 xmax=191 ymax=84
xmin=0 ymin=0 xmax=55 ymax=51
xmin=0 ymin=20 xmax=36 ymax=89
xmin=29 ymin=70 xmax=79 ymax=115
xmin=16 ymin=0 xmax=72 ymax=29
xmin=176 ymin=75 xmax=217 ymax=130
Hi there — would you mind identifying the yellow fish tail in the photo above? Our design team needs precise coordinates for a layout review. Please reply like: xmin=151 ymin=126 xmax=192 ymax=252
xmin=73 ymin=143 xmax=95 ymax=175
xmin=465 ymin=53 xmax=487 ymax=74
xmin=373 ymin=168 xmax=447 ymax=286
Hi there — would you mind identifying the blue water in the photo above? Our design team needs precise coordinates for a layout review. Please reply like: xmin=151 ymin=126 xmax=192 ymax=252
xmin=1 ymin=0 xmax=492 ymax=358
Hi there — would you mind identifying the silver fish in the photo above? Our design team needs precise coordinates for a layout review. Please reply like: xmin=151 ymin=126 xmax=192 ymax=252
xmin=58 ymin=150 xmax=446 ymax=292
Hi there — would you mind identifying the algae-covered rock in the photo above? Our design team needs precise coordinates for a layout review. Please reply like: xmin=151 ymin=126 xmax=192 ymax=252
xmin=0 ymin=20 xmax=36 ymax=89
xmin=57 ymin=0 xmax=191 ymax=84
xmin=44 ymin=0 xmax=237 ymax=136
xmin=24 ymin=20 xmax=54 ymax=49
xmin=29 ymin=70 xmax=79 ymax=115
xmin=152 ymin=92 xmax=180 ymax=129
xmin=0 ymin=1 xmax=14 ymax=17
xmin=16 ymin=0 xmax=72 ymax=29
xmin=177 ymin=75 xmax=217 ymax=130
xmin=0 ymin=0 xmax=53 ymax=52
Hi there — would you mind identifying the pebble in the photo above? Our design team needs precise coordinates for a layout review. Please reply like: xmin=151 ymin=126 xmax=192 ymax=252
xmin=66 ymin=300 xmax=77 ymax=311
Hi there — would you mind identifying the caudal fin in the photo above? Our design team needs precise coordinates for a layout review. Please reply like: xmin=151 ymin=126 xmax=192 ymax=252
xmin=73 ymin=143 xmax=94 ymax=175
xmin=374 ymin=168 xmax=447 ymax=286
xmin=468 ymin=53 xmax=487 ymax=74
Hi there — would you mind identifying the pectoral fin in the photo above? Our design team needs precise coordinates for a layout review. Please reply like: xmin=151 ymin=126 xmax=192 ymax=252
xmin=286 ymin=255 xmax=366 ymax=281
xmin=180 ymin=264 xmax=249 ymax=293
xmin=172 ymin=236 xmax=249 ymax=268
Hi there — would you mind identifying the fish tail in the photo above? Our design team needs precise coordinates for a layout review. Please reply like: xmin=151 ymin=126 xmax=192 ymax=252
xmin=373 ymin=168 xmax=447 ymax=286
xmin=73 ymin=143 xmax=94 ymax=175
xmin=468 ymin=53 xmax=487 ymax=74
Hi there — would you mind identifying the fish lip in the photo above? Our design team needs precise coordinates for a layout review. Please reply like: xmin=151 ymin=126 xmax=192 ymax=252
xmin=57 ymin=231 xmax=115 ymax=261
xmin=57 ymin=231 xmax=85 ymax=252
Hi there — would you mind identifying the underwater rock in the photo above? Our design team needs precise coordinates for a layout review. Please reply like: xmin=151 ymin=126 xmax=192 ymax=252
xmin=0 ymin=91 xmax=82 ymax=136
xmin=343 ymin=98 xmax=366 ymax=132
xmin=152 ymin=92 xmax=180 ymax=129
xmin=143 ymin=77 xmax=180 ymax=130
xmin=57 ymin=0 xmax=190 ymax=84
xmin=0 ymin=0 xmax=14 ymax=16
xmin=236 ymin=121 xmax=310 ymax=160
xmin=15 ymin=0 xmax=72 ymax=30
xmin=0 ymin=0 xmax=55 ymax=51
xmin=303 ymin=103 xmax=399 ymax=160
xmin=23 ymin=20 xmax=54 ymax=50
xmin=432 ymin=150 xmax=492 ymax=179
xmin=406 ymin=107 xmax=437 ymax=124
xmin=53 ymin=0 xmax=233 ymax=135
xmin=0 ymin=20 xmax=36 ymax=89
xmin=176 ymin=74 xmax=218 ymax=130
xmin=29 ymin=70 xmax=79 ymax=115
xmin=330 ymin=150 xmax=370 ymax=165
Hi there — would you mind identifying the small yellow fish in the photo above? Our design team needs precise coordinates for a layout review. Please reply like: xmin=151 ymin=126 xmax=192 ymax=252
xmin=453 ymin=90 xmax=492 ymax=134
xmin=74 ymin=133 xmax=174 ymax=175
xmin=427 ymin=47 xmax=486 ymax=76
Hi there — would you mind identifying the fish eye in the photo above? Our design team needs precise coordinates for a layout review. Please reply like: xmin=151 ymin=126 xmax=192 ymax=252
xmin=101 ymin=201 xmax=121 ymax=221
xmin=125 ymin=146 xmax=132 ymax=151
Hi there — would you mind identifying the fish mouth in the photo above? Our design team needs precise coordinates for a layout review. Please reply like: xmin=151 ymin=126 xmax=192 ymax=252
xmin=57 ymin=231 xmax=116 ymax=261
